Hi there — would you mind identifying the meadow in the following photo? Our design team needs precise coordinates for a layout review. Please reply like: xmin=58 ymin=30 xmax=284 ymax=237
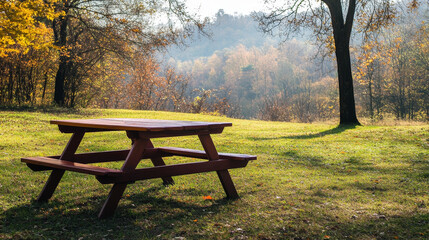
xmin=0 ymin=109 xmax=428 ymax=239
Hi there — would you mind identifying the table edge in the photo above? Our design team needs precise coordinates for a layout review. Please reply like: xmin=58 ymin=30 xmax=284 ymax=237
xmin=50 ymin=119 xmax=232 ymax=132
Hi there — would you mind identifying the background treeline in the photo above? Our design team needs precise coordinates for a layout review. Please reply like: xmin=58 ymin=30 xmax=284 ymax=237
xmin=166 ymin=9 xmax=429 ymax=122
xmin=168 ymin=40 xmax=337 ymax=121
xmin=0 ymin=1 xmax=428 ymax=122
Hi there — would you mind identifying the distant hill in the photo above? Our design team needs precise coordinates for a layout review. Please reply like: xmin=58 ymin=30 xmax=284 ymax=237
xmin=166 ymin=10 xmax=279 ymax=61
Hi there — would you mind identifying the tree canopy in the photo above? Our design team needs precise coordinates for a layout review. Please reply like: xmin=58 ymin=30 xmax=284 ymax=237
xmin=0 ymin=0 xmax=58 ymax=57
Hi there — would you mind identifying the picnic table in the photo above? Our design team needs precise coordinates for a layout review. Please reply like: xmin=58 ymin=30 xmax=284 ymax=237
xmin=21 ymin=118 xmax=256 ymax=218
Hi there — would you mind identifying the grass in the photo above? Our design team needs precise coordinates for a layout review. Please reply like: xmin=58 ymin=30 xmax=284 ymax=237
xmin=0 ymin=108 xmax=428 ymax=240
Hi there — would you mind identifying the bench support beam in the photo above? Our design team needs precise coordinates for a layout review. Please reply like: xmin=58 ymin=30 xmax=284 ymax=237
xmin=96 ymin=159 xmax=248 ymax=184
xmin=37 ymin=131 xmax=85 ymax=201
xmin=199 ymin=134 xmax=239 ymax=199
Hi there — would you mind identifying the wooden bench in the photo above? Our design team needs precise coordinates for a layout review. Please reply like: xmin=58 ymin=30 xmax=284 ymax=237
xmin=22 ymin=148 xmax=256 ymax=184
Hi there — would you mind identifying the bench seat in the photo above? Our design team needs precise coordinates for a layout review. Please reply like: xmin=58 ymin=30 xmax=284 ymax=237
xmin=158 ymin=147 xmax=257 ymax=161
xmin=21 ymin=157 xmax=122 ymax=176
xmin=21 ymin=148 xmax=255 ymax=182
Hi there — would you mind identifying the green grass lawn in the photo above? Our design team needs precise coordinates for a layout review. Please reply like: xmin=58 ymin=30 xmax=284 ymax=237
xmin=0 ymin=109 xmax=428 ymax=240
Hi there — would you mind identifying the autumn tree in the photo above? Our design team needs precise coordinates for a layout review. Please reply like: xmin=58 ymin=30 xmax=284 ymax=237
xmin=354 ymin=38 xmax=386 ymax=119
xmin=0 ymin=0 xmax=60 ymax=106
xmin=50 ymin=0 xmax=205 ymax=106
xmin=352 ymin=1 xmax=428 ymax=120
xmin=83 ymin=54 xmax=128 ymax=108
xmin=127 ymin=52 xmax=161 ymax=110
xmin=160 ymin=65 xmax=190 ymax=112
xmin=384 ymin=22 xmax=429 ymax=120
xmin=256 ymin=0 xmax=406 ymax=125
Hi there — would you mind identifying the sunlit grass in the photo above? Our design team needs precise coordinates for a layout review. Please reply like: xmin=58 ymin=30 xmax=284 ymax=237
xmin=0 ymin=109 xmax=428 ymax=239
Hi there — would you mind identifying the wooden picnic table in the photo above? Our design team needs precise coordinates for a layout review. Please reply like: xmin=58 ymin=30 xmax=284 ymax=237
xmin=22 ymin=118 xmax=256 ymax=218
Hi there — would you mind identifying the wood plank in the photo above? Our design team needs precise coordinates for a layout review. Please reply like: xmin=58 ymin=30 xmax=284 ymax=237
xmin=98 ymin=183 xmax=128 ymax=219
xmin=120 ymin=138 xmax=151 ymax=172
xmin=49 ymin=150 xmax=129 ymax=163
xmin=199 ymin=134 xmax=220 ymax=160
xmin=97 ymin=159 xmax=248 ymax=184
xmin=137 ymin=128 xmax=224 ymax=138
xmin=37 ymin=170 xmax=65 ymax=202
xmin=51 ymin=118 xmax=232 ymax=132
xmin=48 ymin=149 xmax=172 ymax=163
xmin=145 ymin=140 xmax=174 ymax=185
xmin=22 ymin=157 xmax=122 ymax=176
xmin=57 ymin=125 xmax=119 ymax=133
xmin=159 ymin=147 xmax=257 ymax=161
xmin=199 ymin=134 xmax=239 ymax=199
xmin=36 ymin=131 xmax=85 ymax=202
xmin=26 ymin=163 xmax=53 ymax=171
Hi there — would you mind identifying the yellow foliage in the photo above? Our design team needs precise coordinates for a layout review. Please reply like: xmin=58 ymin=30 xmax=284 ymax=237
xmin=0 ymin=0 xmax=59 ymax=57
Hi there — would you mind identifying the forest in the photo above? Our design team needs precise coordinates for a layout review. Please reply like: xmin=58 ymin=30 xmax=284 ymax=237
xmin=0 ymin=0 xmax=428 ymax=122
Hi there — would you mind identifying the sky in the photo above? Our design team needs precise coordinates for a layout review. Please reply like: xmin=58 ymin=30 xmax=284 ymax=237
xmin=185 ymin=0 xmax=267 ymax=18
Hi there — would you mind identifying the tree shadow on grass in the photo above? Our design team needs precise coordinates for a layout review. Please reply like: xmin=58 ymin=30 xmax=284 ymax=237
xmin=273 ymin=211 xmax=429 ymax=239
xmin=249 ymin=125 xmax=357 ymax=141
xmin=281 ymin=150 xmax=325 ymax=167
xmin=285 ymin=125 xmax=357 ymax=139
xmin=278 ymin=151 xmax=376 ymax=172
xmin=0 ymin=185 xmax=233 ymax=240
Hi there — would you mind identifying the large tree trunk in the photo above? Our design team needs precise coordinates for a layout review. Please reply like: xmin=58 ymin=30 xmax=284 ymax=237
xmin=54 ymin=57 xmax=67 ymax=106
xmin=334 ymin=35 xmax=360 ymax=125
xmin=325 ymin=0 xmax=360 ymax=125
xmin=53 ymin=14 xmax=69 ymax=106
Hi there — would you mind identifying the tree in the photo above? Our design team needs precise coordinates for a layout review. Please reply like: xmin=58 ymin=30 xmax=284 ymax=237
xmin=50 ymin=0 xmax=205 ymax=106
xmin=256 ymin=0 xmax=405 ymax=125
xmin=384 ymin=23 xmax=429 ymax=120
xmin=354 ymin=39 xmax=386 ymax=119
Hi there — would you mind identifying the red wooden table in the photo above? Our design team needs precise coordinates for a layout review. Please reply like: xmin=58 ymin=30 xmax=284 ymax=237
xmin=22 ymin=118 xmax=256 ymax=218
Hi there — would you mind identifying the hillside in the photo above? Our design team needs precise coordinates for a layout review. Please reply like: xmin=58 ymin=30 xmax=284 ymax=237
xmin=1 ymin=109 xmax=428 ymax=239
xmin=165 ymin=11 xmax=280 ymax=61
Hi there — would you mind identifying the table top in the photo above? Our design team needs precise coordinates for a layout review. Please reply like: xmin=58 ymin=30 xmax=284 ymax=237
xmin=50 ymin=118 xmax=232 ymax=132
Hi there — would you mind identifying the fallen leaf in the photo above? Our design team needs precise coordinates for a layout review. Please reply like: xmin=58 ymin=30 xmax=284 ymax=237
xmin=203 ymin=195 xmax=213 ymax=200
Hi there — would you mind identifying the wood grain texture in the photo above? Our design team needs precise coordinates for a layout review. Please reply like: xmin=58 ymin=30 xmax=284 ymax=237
xmin=51 ymin=118 xmax=232 ymax=132
xmin=158 ymin=147 xmax=257 ymax=161
xmin=22 ymin=157 xmax=122 ymax=176
xmin=96 ymin=159 xmax=248 ymax=184
xmin=35 ymin=131 xmax=85 ymax=201
xmin=199 ymin=134 xmax=240 ymax=199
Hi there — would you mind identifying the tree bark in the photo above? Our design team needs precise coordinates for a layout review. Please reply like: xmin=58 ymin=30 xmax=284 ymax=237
xmin=335 ymin=36 xmax=360 ymax=125
xmin=324 ymin=0 xmax=360 ymax=125
xmin=54 ymin=57 xmax=67 ymax=106
xmin=53 ymin=13 xmax=69 ymax=106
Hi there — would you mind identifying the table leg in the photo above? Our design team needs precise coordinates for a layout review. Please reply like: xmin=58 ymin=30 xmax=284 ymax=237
xmin=98 ymin=183 xmax=127 ymax=219
xmin=37 ymin=131 xmax=85 ymax=202
xmin=98 ymin=138 xmax=159 ymax=218
xmin=198 ymin=134 xmax=239 ymax=199
xmin=125 ymin=135 xmax=174 ymax=185
xmin=146 ymin=140 xmax=174 ymax=186
xmin=37 ymin=169 xmax=65 ymax=201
